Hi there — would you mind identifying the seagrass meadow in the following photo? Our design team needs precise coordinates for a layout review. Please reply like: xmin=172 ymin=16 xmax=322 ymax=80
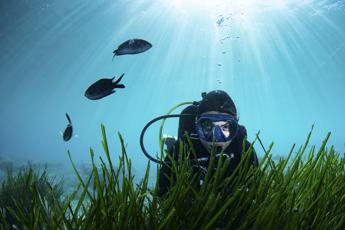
xmin=0 ymin=125 xmax=344 ymax=229
xmin=1 ymin=1 xmax=345 ymax=229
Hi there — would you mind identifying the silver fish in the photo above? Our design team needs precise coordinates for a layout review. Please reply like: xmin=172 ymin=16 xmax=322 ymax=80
xmin=113 ymin=39 xmax=152 ymax=59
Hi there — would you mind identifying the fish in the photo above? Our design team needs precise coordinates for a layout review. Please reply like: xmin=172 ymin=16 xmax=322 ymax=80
xmin=113 ymin=39 xmax=152 ymax=58
xmin=85 ymin=73 xmax=125 ymax=100
xmin=63 ymin=113 xmax=73 ymax=142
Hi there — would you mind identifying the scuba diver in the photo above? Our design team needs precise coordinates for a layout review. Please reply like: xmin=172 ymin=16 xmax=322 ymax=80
xmin=139 ymin=90 xmax=259 ymax=197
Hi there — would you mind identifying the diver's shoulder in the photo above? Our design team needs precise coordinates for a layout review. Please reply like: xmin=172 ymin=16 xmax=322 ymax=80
xmin=238 ymin=124 xmax=247 ymax=137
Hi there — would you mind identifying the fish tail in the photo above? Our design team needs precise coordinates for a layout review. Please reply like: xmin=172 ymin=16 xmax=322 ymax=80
xmin=115 ymin=84 xmax=125 ymax=88
xmin=66 ymin=113 xmax=72 ymax=124
xmin=112 ymin=50 xmax=118 ymax=61
xmin=114 ymin=73 xmax=125 ymax=84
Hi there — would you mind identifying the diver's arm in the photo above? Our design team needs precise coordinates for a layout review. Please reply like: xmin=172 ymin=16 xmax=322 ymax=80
xmin=157 ymin=143 xmax=178 ymax=197
xmin=238 ymin=125 xmax=259 ymax=167
xmin=244 ymin=140 xmax=259 ymax=167
xmin=158 ymin=157 xmax=171 ymax=197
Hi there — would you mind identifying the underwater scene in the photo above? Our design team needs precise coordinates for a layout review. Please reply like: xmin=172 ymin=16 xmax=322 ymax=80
xmin=0 ymin=0 xmax=345 ymax=229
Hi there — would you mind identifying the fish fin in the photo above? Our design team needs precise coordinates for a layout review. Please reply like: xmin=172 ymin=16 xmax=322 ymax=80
xmin=59 ymin=131 xmax=63 ymax=136
xmin=112 ymin=53 xmax=116 ymax=61
xmin=115 ymin=84 xmax=125 ymax=88
xmin=114 ymin=73 xmax=125 ymax=84
xmin=65 ymin=113 xmax=72 ymax=124
xmin=74 ymin=134 xmax=79 ymax=138
xmin=112 ymin=48 xmax=119 ymax=59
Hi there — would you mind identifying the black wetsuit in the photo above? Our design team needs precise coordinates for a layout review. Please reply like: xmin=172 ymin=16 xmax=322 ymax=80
xmin=158 ymin=105 xmax=258 ymax=197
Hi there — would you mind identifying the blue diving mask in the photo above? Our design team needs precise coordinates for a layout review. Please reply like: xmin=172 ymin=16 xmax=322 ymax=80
xmin=195 ymin=113 xmax=239 ymax=145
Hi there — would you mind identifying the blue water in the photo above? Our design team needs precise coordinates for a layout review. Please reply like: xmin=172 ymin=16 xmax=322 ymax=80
xmin=1 ymin=0 xmax=345 ymax=182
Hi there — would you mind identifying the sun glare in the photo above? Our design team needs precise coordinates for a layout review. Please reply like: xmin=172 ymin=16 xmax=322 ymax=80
xmin=167 ymin=0 xmax=297 ymax=15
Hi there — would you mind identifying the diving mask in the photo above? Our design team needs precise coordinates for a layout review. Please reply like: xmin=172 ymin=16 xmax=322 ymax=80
xmin=195 ymin=113 xmax=239 ymax=149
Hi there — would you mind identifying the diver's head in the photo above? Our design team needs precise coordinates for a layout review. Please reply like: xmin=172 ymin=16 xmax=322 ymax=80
xmin=198 ymin=90 xmax=237 ymax=117
xmin=196 ymin=90 xmax=239 ymax=153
